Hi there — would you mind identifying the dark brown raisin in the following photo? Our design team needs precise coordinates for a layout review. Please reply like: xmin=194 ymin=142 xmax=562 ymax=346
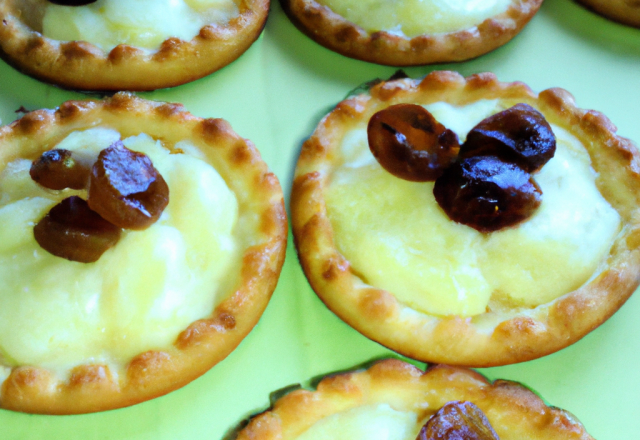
xmin=30 ymin=149 xmax=90 ymax=190
xmin=459 ymin=103 xmax=555 ymax=173
xmin=433 ymin=156 xmax=541 ymax=233
xmin=33 ymin=196 xmax=121 ymax=263
xmin=416 ymin=401 xmax=499 ymax=440
xmin=87 ymin=141 xmax=169 ymax=230
xmin=368 ymin=104 xmax=460 ymax=182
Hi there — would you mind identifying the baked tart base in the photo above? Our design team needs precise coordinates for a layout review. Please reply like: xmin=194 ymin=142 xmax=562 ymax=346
xmin=291 ymin=70 xmax=640 ymax=367
xmin=279 ymin=0 xmax=543 ymax=66
xmin=575 ymin=0 xmax=640 ymax=28
xmin=0 ymin=93 xmax=287 ymax=414
xmin=236 ymin=359 xmax=594 ymax=440
xmin=0 ymin=0 xmax=270 ymax=91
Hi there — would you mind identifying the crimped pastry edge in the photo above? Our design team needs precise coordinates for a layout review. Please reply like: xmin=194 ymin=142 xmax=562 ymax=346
xmin=235 ymin=359 xmax=594 ymax=440
xmin=279 ymin=0 xmax=543 ymax=66
xmin=575 ymin=0 xmax=640 ymax=28
xmin=0 ymin=92 xmax=288 ymax=414
xmin=291 ymin=70 xmax=640 ymax=367
xmin=0 ymin=0 xmax=270 ymax=91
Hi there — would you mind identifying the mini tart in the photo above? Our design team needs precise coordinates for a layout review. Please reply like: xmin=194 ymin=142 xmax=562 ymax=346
xmin=0 ymin=93 xmax=287 ymax=414
xmin=0 ymin=0 xmax=270 ymax=91
xmin=575 ymin=0 xmax=640 ymax=28
xmin=279 ymin=0 xmax=543 ymax=66
xmin=291 ymin=70 xmax=640 ymax=367
xmin=236 ymin=359 xmax=594 ymax=440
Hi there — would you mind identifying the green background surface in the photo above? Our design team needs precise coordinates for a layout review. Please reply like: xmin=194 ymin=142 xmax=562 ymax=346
xmin=1 ymin=0 xmax=640 ymax=438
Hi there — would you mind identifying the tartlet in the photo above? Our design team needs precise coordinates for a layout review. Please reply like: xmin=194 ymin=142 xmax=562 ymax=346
xmin=0 ymin=0 xmax=270 ymax=91
xmin=236 ymin=359 xmax=594 ymax=440
xmin=0 ymin=93 xmax=287 ymax=414
xmin=291 ymin=70 xmax=640 ymax=367
xmin=575 ymin=0 xmax=640 ymax=28
xmin=279 ymin=0 xmax=543 ymax=66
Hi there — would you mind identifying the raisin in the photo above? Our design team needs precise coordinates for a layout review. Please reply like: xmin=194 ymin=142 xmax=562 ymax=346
xmin=416 ymin=401 xmax=499 ymax=440
xmin=48 ymin=0 xmax=97 ymax=5
xmin=433 ymin=156 xmax=541 ymax=233
xmin=459 ymin=104 xmax=555 ymax=173
xmin=33 ymin=196 xmax=121 ymax=263
xmin=87 ymin=141 xmax=169 ymax=230
xmin=30 ymin=149 xmax=90 ymax=190
xmin=368 ymin=104 xmax=460 ymax=182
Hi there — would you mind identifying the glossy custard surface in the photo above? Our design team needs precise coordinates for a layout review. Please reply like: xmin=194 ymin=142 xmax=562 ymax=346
xmin=295 ymin=404 xmax=420 ymax=440
xmin=42 ymin=0 xmax=240 ymax=51
xmin=317 ymin=0 xmax=511 ymax=37
xmin=325 ymin=100 xmax=620 ymax=317
xmin=0 ymin=128 xmax=239 ymax=374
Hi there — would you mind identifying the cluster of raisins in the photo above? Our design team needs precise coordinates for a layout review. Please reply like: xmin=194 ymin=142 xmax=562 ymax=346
xmin=367 ymin=103 xmax=555 ymax=232
xmin=416 ymin=401 xmax=500 ymax=440
xmin=31 ymin=141 xmax=169 ymax=263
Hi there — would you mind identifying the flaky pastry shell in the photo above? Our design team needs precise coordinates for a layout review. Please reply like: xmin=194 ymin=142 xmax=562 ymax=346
xmin=0 ymin=0 xmax=269 ymax=91
xmin=575 ymin=0 xmax=640 ymax=28
xmin=236 ymin=359 xmax=594 ymax=440
xmin=0 ymin=93 xmax=287 ymax=414
xmin=279 ymin=0 xmax=543 ymax=66
xmin=291 ymin=70 xmax=640 ymax=367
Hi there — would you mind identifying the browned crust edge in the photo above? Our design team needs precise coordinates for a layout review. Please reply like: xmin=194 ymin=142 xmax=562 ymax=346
xmin=236 ymin=359 xmax=594 ymax=440
xmin=575 ymin=0 xmax=640 ymax=28
xmin=0 ymin=92 xmax=288 ymax=414
xmin=0 ymin=0 xmax=270 ymax=91
xmin=279 ymin=0 xmax=543 ymax=66
xmin=291 ymin=70 xmax=640 ymax=367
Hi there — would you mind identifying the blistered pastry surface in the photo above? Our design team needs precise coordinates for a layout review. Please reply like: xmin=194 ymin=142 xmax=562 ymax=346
xmin=280 ymin=0 xmax=543 ymax=66
xmin=291 ymin=71 xmax=640 ymax=367
xmin=237 ymin=360 xmax=594 ymax=440
xmin=0 ymin=93 xmax=287 ymax=414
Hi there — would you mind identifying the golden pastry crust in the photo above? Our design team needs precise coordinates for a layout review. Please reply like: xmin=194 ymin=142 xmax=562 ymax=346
xmin=0 ymin=0 xmax=269 ymax=91
xmin=576 ymin=0 xmax=640 ymax=28
xmin=236 ymin=359 xmax=594 ymax=440
xmin=279 ymin=0 xmax=543 ymax=66
xmin=291 ymin=70 xmax=640 ymax=367
xmin=0 ymin=92 xmax=287 ymax=414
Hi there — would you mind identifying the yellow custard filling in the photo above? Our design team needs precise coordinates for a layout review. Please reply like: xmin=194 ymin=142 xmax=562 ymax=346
xmin=317 ymin=0 xmax=511 ymax=38
xmin=325 ymin=100 xmax=620 ymax=317
xmin=296 ymin=404 xmax=420 ymax=440
xmin=42 ymin=0 xmax=240 ymax=51
xmin=0 ymin=128 xmax=240 ymax=374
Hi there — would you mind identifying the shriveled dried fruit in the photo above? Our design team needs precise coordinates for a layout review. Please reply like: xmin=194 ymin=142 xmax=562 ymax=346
xmin=33 ymin=196 xmax=121 ymax=263
xmin=29 ymin=149 xmax=90 ymax=190
xmin=416 ymin=401 xmax=499 ymax=440
xmin=459 ymin=103 xmax=556 ymax=173
xmin=368 ymin=104 xmax=460 ymax=181
xmin=433 ymin=156 xmax=541 ymax=233
xmin=88 ymin=141 xmax=169 ymax=230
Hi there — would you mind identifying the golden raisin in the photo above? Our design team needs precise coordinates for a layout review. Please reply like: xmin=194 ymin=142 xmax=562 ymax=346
xmin=433 ymin=156 xmax=541 ymax=233
xmin=416 ymin=401 xmax=499 ymax=440
xmin=368 ymin=104 xmax=460 ymax=181
xmin=30 ymin=149 xmax=90 ymax=190
xmin=459 ymin=104 xmax=556 ymax=173
xmin=87 ymin=141 xmax=169 ymax=230
xmin=33 ymin=196 xmax=121 ymax=263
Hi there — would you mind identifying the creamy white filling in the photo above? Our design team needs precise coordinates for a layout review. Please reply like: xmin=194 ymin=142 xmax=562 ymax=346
xmin=42 ymin=0 xmax=240 ymax=51
xmin=295 ymin=404 xmax=420 ymax=440
xmin=317 ymin=0 xmax=511 ymax=37
xmin=0 ymin=128 xmax=240 ymax=374
xmin=325 ymin=100 xmax=621 ymax=317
